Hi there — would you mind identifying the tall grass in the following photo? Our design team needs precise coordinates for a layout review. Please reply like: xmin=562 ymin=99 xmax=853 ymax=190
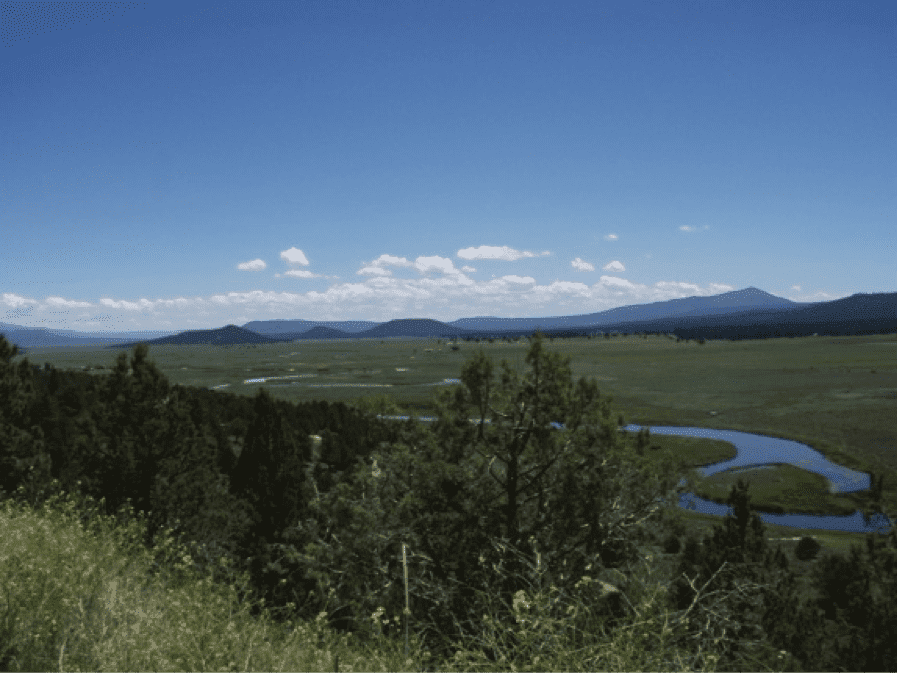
xmin=0 ymin=480 xmax=804 ymax=671
xmin=0 ymin=482 xmax=425 ymax=672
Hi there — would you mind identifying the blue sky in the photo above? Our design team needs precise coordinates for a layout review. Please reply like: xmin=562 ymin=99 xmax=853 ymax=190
xmin=2 ymin=0 xmax=894 ymax=333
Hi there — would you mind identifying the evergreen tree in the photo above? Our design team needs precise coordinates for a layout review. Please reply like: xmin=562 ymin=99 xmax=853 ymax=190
xmin=89 ymin=345 xmax=172 ymax=518
xmin=82 ymin=345 xmax=253 ymax=566
xmin=232 ymin=387 xmax=311 ymax=544
xmin=671 ymin=480 xmax=796 ymax=671
xmin=290 ymin=332 xmax=683 ymax=655
xmin=0 ymin=335 xmax=50 ymax=503
xmin=797 ymin=532 xmax=897 ymax=671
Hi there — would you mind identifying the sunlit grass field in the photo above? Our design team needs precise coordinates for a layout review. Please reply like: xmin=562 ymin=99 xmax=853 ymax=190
xmin=18 ymin=332 xmax=897 ymax=545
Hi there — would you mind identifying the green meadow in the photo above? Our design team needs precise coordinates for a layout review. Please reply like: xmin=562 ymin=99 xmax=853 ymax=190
xmin=20 ymin=332 xmax=897 ymax=547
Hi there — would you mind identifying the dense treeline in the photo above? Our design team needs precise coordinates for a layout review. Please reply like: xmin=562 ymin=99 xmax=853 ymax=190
xmin=0 ymin=332 xmax=894 ymax=671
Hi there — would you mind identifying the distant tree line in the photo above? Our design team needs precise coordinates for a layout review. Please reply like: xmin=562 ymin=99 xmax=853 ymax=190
xmin=0 ymin=331 xmax=894 ymax=671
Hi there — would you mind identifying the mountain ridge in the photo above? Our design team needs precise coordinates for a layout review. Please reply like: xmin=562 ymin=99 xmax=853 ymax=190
xmin=1 ymin=288 xmax=893 ymax=348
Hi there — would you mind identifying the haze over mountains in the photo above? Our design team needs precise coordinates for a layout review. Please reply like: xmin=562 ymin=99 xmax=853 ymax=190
xmin=2 ymin=288 xmax=894 ymax=351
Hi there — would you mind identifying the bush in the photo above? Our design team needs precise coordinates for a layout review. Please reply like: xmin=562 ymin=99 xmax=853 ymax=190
xmin=662 ymin=532 xmax=681 ymax=554
xmin=795 ymin=536 xmax=821 ymax=561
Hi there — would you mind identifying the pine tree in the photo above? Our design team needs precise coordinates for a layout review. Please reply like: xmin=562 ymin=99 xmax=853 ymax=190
xmin=232 ymin=388 xmax=311 ymax=543
xmin=0 ymin=335 xmax=49 ymax=503
xmin=320 ymin=331 xmax=684 ymax=655
xmin=670 ymin=480 xmax=797 ymax=670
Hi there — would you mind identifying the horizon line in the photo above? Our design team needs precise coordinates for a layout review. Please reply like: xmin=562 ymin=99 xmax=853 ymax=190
xmin=3 ymin=287 xmax=895 ymax=335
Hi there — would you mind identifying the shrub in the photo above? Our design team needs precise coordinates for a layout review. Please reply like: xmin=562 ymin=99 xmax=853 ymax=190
xmin=795 ymin=536 xmax=821 ymax=561
xmin=662 ymin=532 xmax=681 ymax=555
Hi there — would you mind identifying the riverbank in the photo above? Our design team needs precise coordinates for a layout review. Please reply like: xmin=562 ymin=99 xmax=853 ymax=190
xmin=643 ymin=434 xmax=871 ymax=517
xmin=626 ymin=424 xmax=892 ymax=534
xmin=689 ymin=463 xmax=859 ymax=516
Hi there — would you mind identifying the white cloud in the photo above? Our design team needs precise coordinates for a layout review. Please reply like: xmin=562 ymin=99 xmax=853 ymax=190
xmin=1 ymin=293 xmax=38 ymax=308
xmin=791 ymin=285 xmax=801 ymax=291
xmin=599 ymin=275 xmax=635 ymax=289
xmin=238 ymin=259 xmax=267 ymax=271
xmin=358 ymin=254 xmax=416 ymax=276
xmin=530 ymin=281 xmax=592 ymax=298
xmin=498 ymin=275 xmax=536 ymax=285
xmin=653 ymin=281 xmax=705 ymax=292
xmin=7 ymin=254 xmax=755 ymax=329
xmin=44 ymin=296 xmax=94 ymax=308
xmin=679 ymin=225 xmax=710 ymax=232
xmin=358 ymin=266 xmax=390 ymax=276
xmin=372 ymin=254 xmax=415 ymax=268
xmin=280 ymin=247 xmax=310 ymax=265
xmin=461 ymin=265 xmax=476 ymax=273
xmin=604 ymin=234 xmax=618 ymax=241
xmin=457 ymin=245 xmax=545 ymax=261
xmin=283 ymin=269 xmax=318 ymax=278
xmin=415 ymin=255 xmax=461 ymax=275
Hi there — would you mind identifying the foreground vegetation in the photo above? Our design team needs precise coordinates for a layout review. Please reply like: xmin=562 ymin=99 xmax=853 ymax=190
xmin=1 ymin=331 xmax=895 ymax=671
xmin=0 ymin=478 xmax=808 ymax=673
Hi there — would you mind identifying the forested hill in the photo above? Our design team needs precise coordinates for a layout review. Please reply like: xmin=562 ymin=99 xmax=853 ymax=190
xmin=291 ymin=325 xmax=352 ymax=339
xmin=106 ymin=324 xmax=291 ymax=348
xmin=468 ymin=291 xmax=897 ymax=341
xmin=353 ymin=318 xmax=476 ymax=339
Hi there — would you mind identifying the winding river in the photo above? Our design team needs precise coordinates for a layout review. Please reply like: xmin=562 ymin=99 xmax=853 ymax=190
xmin=375 ymin=415 xmax=893 ymax=535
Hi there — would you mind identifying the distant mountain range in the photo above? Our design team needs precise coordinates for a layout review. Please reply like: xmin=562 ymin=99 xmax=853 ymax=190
xmin=1 ymin=287 xmax=894 ymax=351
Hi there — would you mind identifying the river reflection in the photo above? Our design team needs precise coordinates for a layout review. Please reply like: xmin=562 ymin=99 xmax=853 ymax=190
xmin=376 ymin=416 xmax=893 ymax=535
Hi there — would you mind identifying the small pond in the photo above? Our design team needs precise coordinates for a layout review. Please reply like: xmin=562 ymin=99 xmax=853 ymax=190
xmin=376 ymin=416 xmax=893 ymax=535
